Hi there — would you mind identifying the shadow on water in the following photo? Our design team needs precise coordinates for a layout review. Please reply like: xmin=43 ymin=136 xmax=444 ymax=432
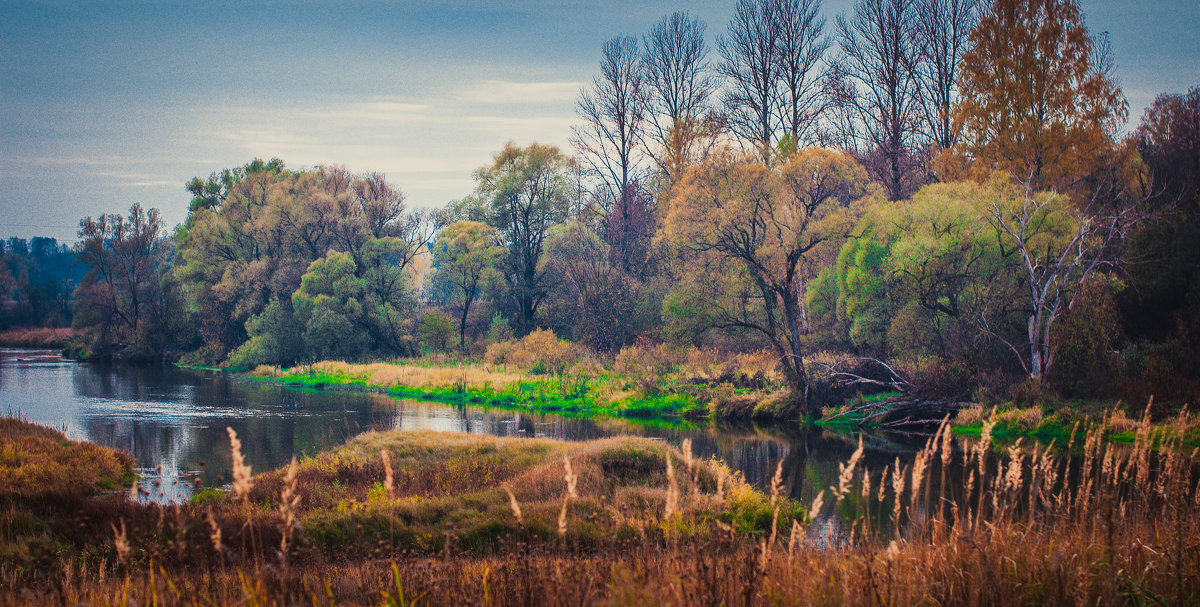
xmin=1 ymin=348 xmax=952 ymax=505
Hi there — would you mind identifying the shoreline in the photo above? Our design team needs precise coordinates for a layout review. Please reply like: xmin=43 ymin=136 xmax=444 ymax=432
xmin=205 ymin=360 xmax=1200 ymax=451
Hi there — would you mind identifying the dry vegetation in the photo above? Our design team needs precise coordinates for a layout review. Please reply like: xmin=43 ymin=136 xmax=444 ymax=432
xmin=0 ymin=418 xmax=133 ymax=501
xmin=2 ymin=407 xmax=1199 ymax=605
xmin=0 ymin=327 xmax=75 ymax=349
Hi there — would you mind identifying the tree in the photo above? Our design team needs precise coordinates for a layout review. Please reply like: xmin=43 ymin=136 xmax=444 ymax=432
xmin=288 ymin=241 xmax=418 ymax=362
xmin=175 ymin=160 xmax=428 ymax=362
xmin=911 ymin=0 xmax=980 ymax=149
xmin=719 ymin=0 xmax=783 ymax=161
xmin=775 ymin=0 xmax=834 ymax=148
xmin=977 ymin=174 xmax=1134 ymax=381
xmin=664 ymin=148 xmax=873 ymax=409
xmin=836 ymin=0 xmax=923 ymax=200
xmin=641 ymin=11 xmax=718 ymax=186
xmin=573 ymin=35 xmax=649 ymax=214
xmin=956 ymin=0 xmax=1126 ymax=193
xmin=541 ymin=222 xmax=644 ymax=351
xmin=430 ymin=221 xmax=503 ymax=351
xmin=605 ymin=182 xmax=656 ymax=275
xmin=474 ymin=143 xmax=578 ymax=335
xmin=1121 ymin=88 xmax=1200 ymax=345
xmin=73 ymin=203 xmax=177 ymax=356
xmin=812 ymin=180 xmax=1017 ymax=365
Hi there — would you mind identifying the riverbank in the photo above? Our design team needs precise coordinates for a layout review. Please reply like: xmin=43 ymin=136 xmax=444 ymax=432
xmin=0 ymin=327 xmax=75 ymax=349
xmin=3 ymin=411 xmax=1197 ymax=605
xmin=239 ymin=359 xmax=1200 ymax=452
xmin=242 ymin=358 xmax=797 ymax=423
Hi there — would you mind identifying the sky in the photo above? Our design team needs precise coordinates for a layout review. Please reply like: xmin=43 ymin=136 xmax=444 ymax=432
xmin=2 ymin=0 xmax=1198 ymax=244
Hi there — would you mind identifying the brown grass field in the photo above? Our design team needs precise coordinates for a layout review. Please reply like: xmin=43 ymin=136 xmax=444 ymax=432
xmin=1 ymin=410 xmax=1197 ymax=606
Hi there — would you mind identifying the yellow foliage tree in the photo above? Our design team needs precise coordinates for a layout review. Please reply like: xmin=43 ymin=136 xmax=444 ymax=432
xmin=662 ymin=147 xmax=875 ymax=410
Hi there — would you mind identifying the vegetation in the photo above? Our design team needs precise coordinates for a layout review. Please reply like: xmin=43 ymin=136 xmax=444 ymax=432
xmin=0 ymin=237 xmax=81 ymax=331
xmin=1 ymin=0 xmax=1197 ymax=436
xmin=0 ymin=418 xmax=133 ymax=502
xmin=0 ymin=327 xmax=76 ymax=349
xmin=243 ymin=334 xmax=801 ymax=421
xmin=3 ymin=407 xmax=1198 ymax=605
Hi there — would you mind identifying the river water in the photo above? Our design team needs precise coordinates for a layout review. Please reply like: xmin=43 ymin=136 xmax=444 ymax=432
xmin=1 ymin=348 xmax=939 ymax=505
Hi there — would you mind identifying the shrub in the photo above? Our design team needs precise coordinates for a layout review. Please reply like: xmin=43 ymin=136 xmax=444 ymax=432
xmin=613 ymin=343 xmax=687 ymax=392
xmin=419 ymin=310 xmax=457 ymax=354
xmin=484 ymin=329 xmax=587 ymax=374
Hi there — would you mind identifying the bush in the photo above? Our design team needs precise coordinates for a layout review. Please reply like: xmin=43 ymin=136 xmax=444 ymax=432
xmin=484 ymin=329 xmax=588 ymax=374
xmin=613 ymin=343 xmax=688 ymax=393
xmin=419 ymin=309 xmax=457 ymax=354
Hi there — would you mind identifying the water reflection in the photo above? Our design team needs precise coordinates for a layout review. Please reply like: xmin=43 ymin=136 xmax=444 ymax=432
xmin=1 ymin=349 xmax=938 ymax=506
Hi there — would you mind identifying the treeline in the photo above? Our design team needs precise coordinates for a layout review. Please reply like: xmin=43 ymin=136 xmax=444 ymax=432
xmin=0 ymin=237 xmax=82 ymax=330
xmin=57 ymin=0 xmax=1200 ymax=410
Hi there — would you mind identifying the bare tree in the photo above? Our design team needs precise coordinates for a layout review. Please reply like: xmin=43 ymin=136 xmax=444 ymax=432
xmin=775 ymin=0 xmax=834 ymax=148
xmin=572 ymin=35 xmax=649 ymax=215
xmin=911 ymin=0 xmax=979 ymax=149
xmin=719 ymin=0 xmax=783 ymax=162
xmin=836 ymin=0 xmax=922 ymax=199
xmin=641 ymin=11 xmax=718 ymax=185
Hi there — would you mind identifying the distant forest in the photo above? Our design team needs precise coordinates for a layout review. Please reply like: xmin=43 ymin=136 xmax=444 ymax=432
xmin=5 ymin=0 xmax=1199 ymax=409
xmin=0 ymin=237 xmax=84 ymax=329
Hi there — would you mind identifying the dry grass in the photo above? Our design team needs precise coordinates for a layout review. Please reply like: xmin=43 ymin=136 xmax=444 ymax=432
xmin=0 ymin=327 xmax=75 ymax=348
xmin=253 ymin=360 xmax=528 ymax=392
xmin=484 ymin=329 xmax=590 ymax=374
xmin=4 ymin=407 xmax=1198 ymax=606
xmin=0 ymin=418 xmax=133 ymax=501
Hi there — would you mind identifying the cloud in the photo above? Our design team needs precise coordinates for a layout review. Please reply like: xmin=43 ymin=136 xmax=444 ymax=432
xmin=461 ymin=114 xmax=576 ymax=142
xmin=460 ymin=80 xmax=583 ymax=105
xmin=23 ymin=155 xmax=127 ymax=167
xmin=90 ymin=169 xmax=176 ymax=188
xmin=299 ymin=99 xmax=435 ymax=124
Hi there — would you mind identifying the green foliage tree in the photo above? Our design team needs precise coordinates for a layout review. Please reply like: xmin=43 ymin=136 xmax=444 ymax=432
xmin=473 ymin=143 xmax=578 ymax=335
xmin=175 ymin=161 xmax=429 ymax=362
xmin=429 ymin=221 xmax=503 ymax=351
xmin=419 ymin=309 xmax=457 ymax=354
xmin=812 ymin=180 xmax=1019 ymax=376
xmin=289 ymin=242 xmax=417 ymax=362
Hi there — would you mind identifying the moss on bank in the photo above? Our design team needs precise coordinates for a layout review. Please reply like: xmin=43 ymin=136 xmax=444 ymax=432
xmin=949 ymin=401 xmax=1200 ymax=450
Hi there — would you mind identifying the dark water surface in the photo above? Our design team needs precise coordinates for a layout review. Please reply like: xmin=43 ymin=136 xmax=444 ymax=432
xmin=1 ymin=349 xmax=939 ymax=505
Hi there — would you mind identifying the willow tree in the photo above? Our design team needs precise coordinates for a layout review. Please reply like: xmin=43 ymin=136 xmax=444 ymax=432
xmin=663 ymin=148 xmax=873 ymax=411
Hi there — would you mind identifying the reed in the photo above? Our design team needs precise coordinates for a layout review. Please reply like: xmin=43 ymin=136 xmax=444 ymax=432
xmin=225 ymin=427 xmax=253 ymax=500
xmin=3 ymin=412 xmax=1198 ymax=606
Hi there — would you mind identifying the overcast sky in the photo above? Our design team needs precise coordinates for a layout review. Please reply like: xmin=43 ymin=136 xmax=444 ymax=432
xmin=2 ymin=0 xmax=1197 ymax=243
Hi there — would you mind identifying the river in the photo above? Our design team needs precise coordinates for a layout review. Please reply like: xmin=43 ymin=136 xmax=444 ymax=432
xmin=0 ymin=348 xmax=940 ymax=505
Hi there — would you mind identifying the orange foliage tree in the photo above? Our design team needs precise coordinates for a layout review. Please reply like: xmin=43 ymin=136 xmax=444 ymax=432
xmin=956 ymin=0 xmax=1126 ymax=193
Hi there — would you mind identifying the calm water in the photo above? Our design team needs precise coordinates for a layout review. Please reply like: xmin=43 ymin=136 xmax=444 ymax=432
xmin=0 ymin=349 xmax=938 ymax=505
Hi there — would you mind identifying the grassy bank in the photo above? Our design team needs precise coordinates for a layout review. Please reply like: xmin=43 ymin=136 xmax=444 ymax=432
xmin=950 ymin=401 xmax=1200 ymax=450
xmin=4 ymin=407 xmax=1198 ymax=605
xmin=0 ymin=327 xmax=76 ymax=349
xmin=244 ymin=356 xmax=796 ymax=423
